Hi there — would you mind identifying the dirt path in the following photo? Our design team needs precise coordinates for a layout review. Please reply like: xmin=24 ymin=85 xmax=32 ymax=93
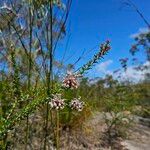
xmin=60 ymin=112 xmax=150 ymax=150
xmin=122 ymin=124 xmax=150 ymax=150
xmin=88 ymin=112 xmax=150 ymax=150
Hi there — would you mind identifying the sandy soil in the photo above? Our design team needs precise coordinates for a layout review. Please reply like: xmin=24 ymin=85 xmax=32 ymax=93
xmin=85 ymin=112 xmax=150 ymax=150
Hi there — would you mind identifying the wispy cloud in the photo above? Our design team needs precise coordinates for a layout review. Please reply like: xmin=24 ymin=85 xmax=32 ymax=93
xmin=112 ymin=61 xmax=150 ymax=82
xmin=130 ymin=27 xmax=149 ymax=38
xmin=96 ymin=59 xmax=113 ymax=74
xmin=95 ymin=60 xmax=150 ymax=82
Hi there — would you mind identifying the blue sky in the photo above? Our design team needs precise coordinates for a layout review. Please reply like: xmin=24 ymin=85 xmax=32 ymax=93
xmin=57 ymin=0 xmax=150 ymax=79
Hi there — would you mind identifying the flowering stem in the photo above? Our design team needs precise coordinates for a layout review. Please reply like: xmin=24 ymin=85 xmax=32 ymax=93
xmin=76 ymin=40 xmax=110 ymax=75
xmin=56 ymin=111 xmax=60 ymax=150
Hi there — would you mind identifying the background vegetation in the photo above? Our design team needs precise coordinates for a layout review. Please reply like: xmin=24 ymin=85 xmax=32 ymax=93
xmin=0 ymin=0 xmax=149 ymax=149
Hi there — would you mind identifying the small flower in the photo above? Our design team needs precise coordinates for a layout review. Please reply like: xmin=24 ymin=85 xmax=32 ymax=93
xmin=69 ymin=97 xmax=84 ymax=111
xmin=62 ymin=71 xmax=79 ymax=89
xmin=49 ymin=94 xmax=65 ymax=110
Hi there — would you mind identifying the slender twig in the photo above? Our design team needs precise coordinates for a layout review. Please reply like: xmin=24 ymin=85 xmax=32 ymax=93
xmin=125 ymin=0 xmax=150 ymax=28
xmin=53 ymin=0 xmax=72 ymax=54
xmin=55 ymin=33 xmax=71 ymax=76
xmin=25 ymin=2 xmax=33 ymax=149
xmin=64 ymin=45 xmax=98 ymax=63
xmin=0 ymin=12 xmax=34 ymax=64
xmin=44 ymin=0 xmax=53 ymax=149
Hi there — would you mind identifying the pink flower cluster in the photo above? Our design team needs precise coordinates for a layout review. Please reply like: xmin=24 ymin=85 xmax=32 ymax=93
xmin=49 ymin=94 xmax=65 ymax=110
xmin=62 ymin=72 xmax=79 ymax=89
xmin=49 ymin=94 xmax=84 ymax=111
xmin=69 ymin=98 xmax=84 ymax=111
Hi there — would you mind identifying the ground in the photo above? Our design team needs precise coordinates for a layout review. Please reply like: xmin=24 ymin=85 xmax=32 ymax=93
xmin=60 ymin=112 xmax=150 ymax=150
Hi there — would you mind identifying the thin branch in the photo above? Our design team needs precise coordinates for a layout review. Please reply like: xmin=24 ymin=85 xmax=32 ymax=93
xmin=125 ymin=0 xmax=150 ymax=28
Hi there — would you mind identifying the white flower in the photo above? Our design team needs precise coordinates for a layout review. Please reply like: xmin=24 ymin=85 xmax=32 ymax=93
xmin=69 ymin=97 xmax=84 ymax=111
xmin=49 ymin=94 xmax=65 ymax=110
xmin=62 ymin=71 xmax=80 ymax=89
